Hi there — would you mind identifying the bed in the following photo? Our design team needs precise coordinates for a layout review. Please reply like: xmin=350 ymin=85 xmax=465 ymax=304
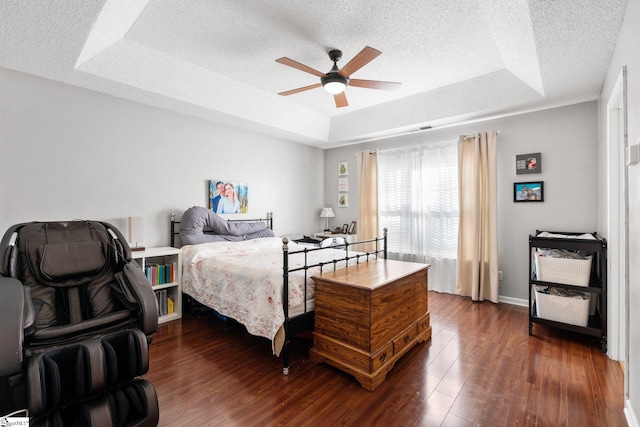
xmin=170 ymin=208 xmax=387 ymax=374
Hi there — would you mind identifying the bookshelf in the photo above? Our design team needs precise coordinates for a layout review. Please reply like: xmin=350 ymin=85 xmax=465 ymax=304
xmin=131 ymin=246 xmax=182 ymax=324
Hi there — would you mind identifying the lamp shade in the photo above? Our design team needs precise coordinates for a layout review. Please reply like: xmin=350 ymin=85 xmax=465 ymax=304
xmin=319 ymin=207 xmax=335 ymax=231
xmin=128 ymin=216 xmax=145 ymax=251
xmin=319 ymin=207 xmax=335 ymax=218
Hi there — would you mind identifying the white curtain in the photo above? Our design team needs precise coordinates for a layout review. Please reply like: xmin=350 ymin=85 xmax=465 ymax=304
xmin=377 ymin=140 xmax=459 ymax=293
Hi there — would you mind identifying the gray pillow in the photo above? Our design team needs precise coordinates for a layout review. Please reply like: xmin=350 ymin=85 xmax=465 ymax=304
xmin=179 ymin=206 xmax=275 ymax=245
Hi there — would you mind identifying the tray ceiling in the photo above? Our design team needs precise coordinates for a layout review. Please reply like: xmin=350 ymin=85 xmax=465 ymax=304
xmin=0 ymin=0 xmax=627 ymax=148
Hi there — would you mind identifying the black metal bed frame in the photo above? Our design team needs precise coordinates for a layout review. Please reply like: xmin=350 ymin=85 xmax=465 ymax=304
xmin=169 ymin=212 xmax=387 ymax=374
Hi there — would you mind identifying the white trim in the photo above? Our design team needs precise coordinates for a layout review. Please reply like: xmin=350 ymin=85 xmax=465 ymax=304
xmin=606 ymin=67 xmax=629 ymax=368
xmin=429 ymin=292 xmax=528 ymax=307
xmin=606 ymin=79 xmax=621 ymax=359
xmin=626 ymin=398 xmax=639 ymax=427
xmin=498 ymin=296 xmax=528 ymax=307
xmin=606 ymin=68 xmax=627 ymax=363
xmin=334 ymin=96 xmax=598 ymax=147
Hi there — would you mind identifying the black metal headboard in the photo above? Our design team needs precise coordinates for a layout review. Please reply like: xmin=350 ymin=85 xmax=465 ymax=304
xmin=170 ymin=212 xmax=274 ymax=247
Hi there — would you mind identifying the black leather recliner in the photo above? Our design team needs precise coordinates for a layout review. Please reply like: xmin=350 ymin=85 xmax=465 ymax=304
xmin=0 ymin=220 xmax=159 ymax=426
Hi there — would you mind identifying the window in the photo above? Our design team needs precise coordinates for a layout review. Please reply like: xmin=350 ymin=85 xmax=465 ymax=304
xmin=378 ymin=140 xmax=458 ymax=292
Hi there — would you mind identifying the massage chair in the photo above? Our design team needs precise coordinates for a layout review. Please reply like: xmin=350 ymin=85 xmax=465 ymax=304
xmin=0 ymin=220 xmax=159 ymax=426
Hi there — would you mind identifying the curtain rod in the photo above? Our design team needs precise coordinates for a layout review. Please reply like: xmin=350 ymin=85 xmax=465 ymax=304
xmin=462 ymin=130 xmax=501 ymax=140
xmin=356 ymin=131 xmax=501 ymax=154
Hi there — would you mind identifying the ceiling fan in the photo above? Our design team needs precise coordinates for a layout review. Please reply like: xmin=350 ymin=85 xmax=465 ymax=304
xmin=276 ymin=46 xmax=401 ymax=108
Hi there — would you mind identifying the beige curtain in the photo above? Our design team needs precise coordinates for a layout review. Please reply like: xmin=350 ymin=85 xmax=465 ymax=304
xmin=357 ymin=150 xmax=378 ymax=252
xmin=456 ymin=131 xmax=499 ymax=303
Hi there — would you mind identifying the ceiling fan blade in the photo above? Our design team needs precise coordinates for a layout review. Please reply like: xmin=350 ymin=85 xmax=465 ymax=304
xmin=349 ymin=79 xmax=401 ymax=91
xmin=339 ymin=46 xmax=381 ymax=77
xmin=276 ymin=57 xmax=326 ymax=78
xmin=278 ymin=83 xmax=322 ymax=96
xmin=334 ymin=92 xmax=348 ymax=108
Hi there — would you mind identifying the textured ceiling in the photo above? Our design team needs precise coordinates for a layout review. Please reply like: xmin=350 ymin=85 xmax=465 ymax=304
xmin=0 ymin=0 xmax=628 ymax=148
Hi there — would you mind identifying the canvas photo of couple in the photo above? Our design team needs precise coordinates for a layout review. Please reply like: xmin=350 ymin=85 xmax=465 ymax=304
xmin=209 ymin=180 xmax=249 ymax=214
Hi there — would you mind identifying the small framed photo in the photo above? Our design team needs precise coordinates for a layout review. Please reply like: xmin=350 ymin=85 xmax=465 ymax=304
xmin=338 ymin=193 xmax=348 ymax=207
xmin=342 ymin=224 xmax=348 ymax=234
xmin=347 ymin=221 xmax=357 ymax=235
xmin=338 ymin=177 xmax=348 ymax=192
xmin=516 ymin=153 xmax=541 ymax=175
xmin=514 ymin=181 xmax=544 ymax=202
xmin=338 ymin=161 xmax=349 ymax=176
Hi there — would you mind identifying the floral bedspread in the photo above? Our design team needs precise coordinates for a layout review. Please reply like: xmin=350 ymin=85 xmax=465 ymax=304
xmin=181 ymin=237 xmax=362 ymax=353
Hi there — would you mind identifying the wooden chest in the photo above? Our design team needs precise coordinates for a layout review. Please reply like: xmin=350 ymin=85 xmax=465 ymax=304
xmin=309 ymin=259 xmax=431 ymax=391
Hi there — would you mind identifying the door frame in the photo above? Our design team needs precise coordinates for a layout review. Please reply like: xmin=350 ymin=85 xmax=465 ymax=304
xmin=605 ymin=67 xmax=628 ymax=393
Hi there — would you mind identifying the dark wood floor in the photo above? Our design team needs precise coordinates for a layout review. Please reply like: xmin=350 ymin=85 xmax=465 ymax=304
xmin=145 ymin=292 xmax=626 ymax=426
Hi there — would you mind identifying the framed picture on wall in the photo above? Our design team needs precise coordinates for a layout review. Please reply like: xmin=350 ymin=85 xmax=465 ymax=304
xmin=514 ymin=181 xmax=544 ymax=202
xmin=516 ymin=153 xmax=541 ymax=175
xmin=209 ymin=179 xmax=249 ymax=213
xmin=338 ymin=161 xmax=349 ymax=176
xmin=338 ymin=177 xmax=348 ymax=192
xmin=338 ymin=193 xmax=348 ymax=207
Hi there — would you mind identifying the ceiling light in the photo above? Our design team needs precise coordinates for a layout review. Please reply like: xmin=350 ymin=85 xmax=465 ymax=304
xmin=322 ymin=72 xmax=349 ymax=94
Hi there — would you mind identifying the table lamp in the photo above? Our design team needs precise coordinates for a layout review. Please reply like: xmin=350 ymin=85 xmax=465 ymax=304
xmin=319 ymin=207 xmax=335 ymax=232
xmin=128 ymin=216 xmax=145 ymax=251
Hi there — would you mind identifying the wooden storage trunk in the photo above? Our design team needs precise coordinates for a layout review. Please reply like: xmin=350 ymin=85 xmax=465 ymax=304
xmin=309 ymin=259 xmax=431 ymax=391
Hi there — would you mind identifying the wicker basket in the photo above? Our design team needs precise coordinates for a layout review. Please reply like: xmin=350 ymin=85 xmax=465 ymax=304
xmin=534 ymin=251 xmax=592 ymax=286
xmin=534 ymin=286 xmax=590 ymax=327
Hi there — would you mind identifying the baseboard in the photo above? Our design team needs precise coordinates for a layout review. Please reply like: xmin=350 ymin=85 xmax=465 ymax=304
xmin=429 ymin=292 xmax=529 ymax=307
xmin=498 ymin=295 xmax=528 ymax=307
xmin=626 ymin=399 xmax=639 ymax=427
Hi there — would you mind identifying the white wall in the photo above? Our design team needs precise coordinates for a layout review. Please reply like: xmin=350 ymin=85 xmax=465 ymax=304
xmin=324 ymin=101 xmax=599 ymax=302
xmin=0 ymin=68 xmax=324 ymax=245
xmin=599 ymin=0 xmax=640 ymax=423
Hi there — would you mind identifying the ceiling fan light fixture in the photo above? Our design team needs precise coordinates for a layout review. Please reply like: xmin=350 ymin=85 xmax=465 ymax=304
xmin=322 ymin=73 xmax=349 ymax=94
xmin=276 ymin=46 xmax=399 ymax=107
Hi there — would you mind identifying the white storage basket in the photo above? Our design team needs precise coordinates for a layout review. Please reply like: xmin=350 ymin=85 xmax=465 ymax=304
xmin=534 ymin=286 xmax=590 ymax=327
xmin=534 ymin=251 xmax=592 ymax=286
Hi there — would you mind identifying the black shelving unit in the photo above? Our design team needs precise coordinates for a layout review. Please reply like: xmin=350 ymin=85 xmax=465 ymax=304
xmin=528 ymin=230 xmax=607 ymax=352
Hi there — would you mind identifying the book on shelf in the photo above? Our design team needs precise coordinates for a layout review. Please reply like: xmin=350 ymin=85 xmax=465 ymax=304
xmin=144 ymin=262 xmax=176 ymax=286
xmin=167 ymin=295 xmax=174 ymax=314
xmin=163 ymin=290 xmax=167 ymax=315
xmin=155 ymin=289 xmax=169 ymax=316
